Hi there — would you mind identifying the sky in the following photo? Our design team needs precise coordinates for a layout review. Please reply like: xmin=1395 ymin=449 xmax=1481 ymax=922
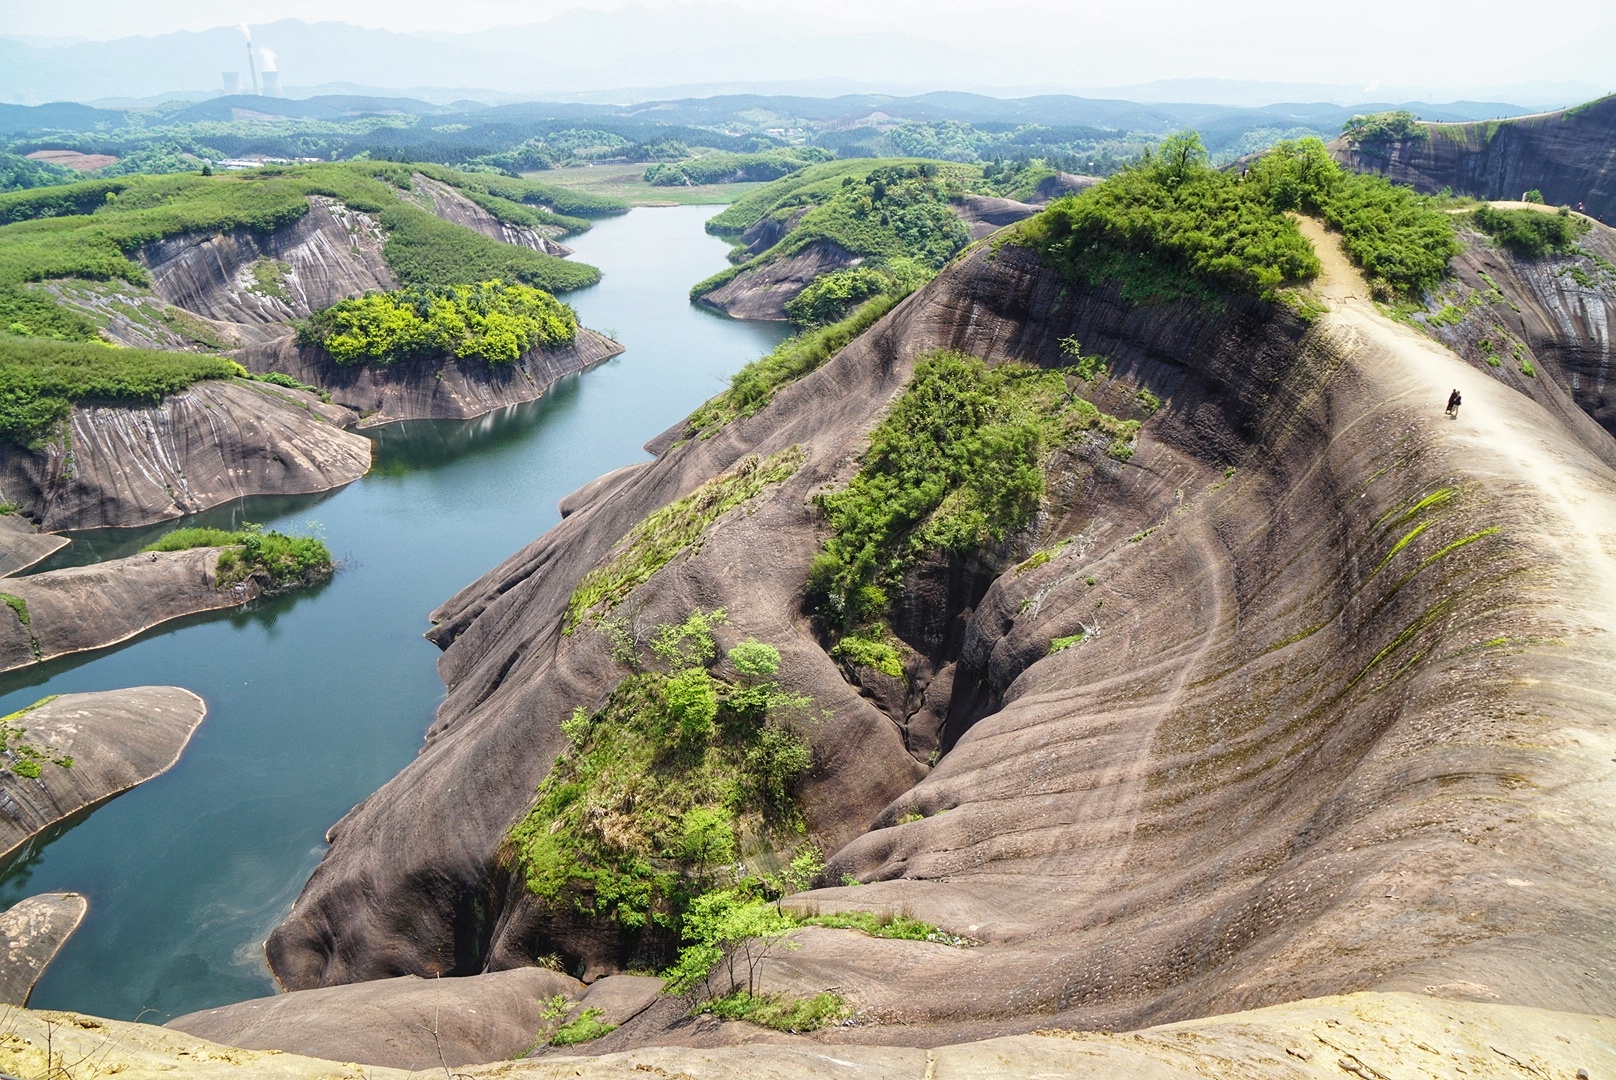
xmin=1 ymin=0 xmax=1612 ymax=103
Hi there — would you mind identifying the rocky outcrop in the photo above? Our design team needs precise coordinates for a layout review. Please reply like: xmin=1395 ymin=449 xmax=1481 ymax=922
xmin=0 ymin=688 xmax=206 ymax=859
xmin=168 ymin=968 xmax=582 ymax=1070
xmin=0 ymin=514 xmax=67 ymax=576
xmin=0 ymin=992 xmax=1612 ymax=1079
xmin=0 ymin=892 xmax=87 ymax=1005
xmin=266 ymin=217 xmax=1616 ymax=1048
xmin=410 ymin=174 xmax=574 ymax=257
xmin=140 ymin=197 xmax=394 ymax=344
xmin=241 ymin=329 xmax=623 ymax=428
xmin=1329 ymin=95 xmax=1616 ymax=224
xmin=695 ymin=240 xmax=858 ymax=321
xmin=0 ymin=380 xmax=368 ymax=530
xmin=1408 ymin=210 xmax=1616 ymax=446
xmin=0 ymin=551 xmax=274 ymax=673
xmin=952 ymin=193 xmax=1041 ymax=239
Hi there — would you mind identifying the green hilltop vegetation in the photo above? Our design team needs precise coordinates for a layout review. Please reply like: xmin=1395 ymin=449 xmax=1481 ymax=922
xmin=1469 ymin=204 xmax=1589 ymax=258
xmin=0 ymin=161 xmax=624 ymax=443
xmin=1023 ymin=133 xmax=1457 ymax=302
xmin=297 ymin=281 xmax=578 ymax=366
xmin=144 ymin=523 xmax=333 ymax=591
xmin=693 ymin=159 xmax=989 ymax=306
xmin=0 ymin=336 xmax=243 ymax=446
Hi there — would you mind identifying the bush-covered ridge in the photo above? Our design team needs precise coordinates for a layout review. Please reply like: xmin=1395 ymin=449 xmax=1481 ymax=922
xmin=0 ymin=336 xmax=244 ymax=446
xmin=143 ymin=523 xmax=333 ymax=591
xmin=507 ymin=611 xmax=816 ymax=946
xmin=1023 ymin=134 xmax=1457 ymax=302
xmin=297 ymin=280 xmax=577 ymax=366
xmin=1470 ymin=204 xmax=1589 ymax=258
xmin=0 ymin=162 xmax=604 ymax=351
xmin=643 ymin=148 xmax=833 ymax=187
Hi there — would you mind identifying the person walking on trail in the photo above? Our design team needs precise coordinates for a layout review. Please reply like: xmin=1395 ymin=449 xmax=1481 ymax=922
xmin=1445 ymin=388 xmax=1462 ymax=418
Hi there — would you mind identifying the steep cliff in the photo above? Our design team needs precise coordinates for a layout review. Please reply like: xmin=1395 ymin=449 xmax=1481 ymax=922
xmin=265 ymin=214 xmax=1616 ymax=1047
xmin=0 ymin=380 xmax=369 ymax=530
xmin=1329 ymin=95 xmax=1616 ymax=223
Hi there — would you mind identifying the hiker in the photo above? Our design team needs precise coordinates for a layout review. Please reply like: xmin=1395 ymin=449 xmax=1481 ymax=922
xmin=1445 ymin=388 xmax=1462 ymax=418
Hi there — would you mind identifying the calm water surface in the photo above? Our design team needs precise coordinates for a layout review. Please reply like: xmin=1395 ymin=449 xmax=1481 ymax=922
xmin=1 ymin=205 xmax=787 ymax=1020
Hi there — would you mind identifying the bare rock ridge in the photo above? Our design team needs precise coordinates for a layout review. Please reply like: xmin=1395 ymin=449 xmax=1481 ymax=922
xmin=695 ymin=239 xmax=859 ymax=321
xmin=1329 ymin=94 xmax=1616 ymax=223
xmin=0 ymin=892 xmax=87 ymax=1006
xmin=266 ymin=214 xmax=1616 ymax=1050
xmin=410 ymin=173 xmax=575 ymax=257
xmin=167 ymin=968 xmax=583 ymax=1071
xmin=0 ymin=514 xmax=68 ymax=577
xmin=7 ymin=991 xmax=1614 ymax=1078
xmin=0 ymin=380 xmax=370 ymax=531
xmin=0 ymin=687 xmax=207 ymax=861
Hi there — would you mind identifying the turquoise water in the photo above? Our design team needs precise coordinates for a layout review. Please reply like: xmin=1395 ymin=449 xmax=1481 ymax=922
xmin=0 ymin=205 xmax=787 ymax=1021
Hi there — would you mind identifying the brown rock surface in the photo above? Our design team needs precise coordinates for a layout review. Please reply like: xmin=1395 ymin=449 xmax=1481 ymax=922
xmin=696 ymin=240 xmax=858 ymax=321
xmin=268 ymin=214 xmax=1616 ymax=1044
xmin=167 ymin=968 xmax=583 ymax=1070
xmin=0 ymin=550 xmax=270 ymax=674
xmin=140 ymin=196 xmax=395 ymax=344
xmin=953 ymin=193 xmax=1041 ymax=239
xmin=0 ymin=380 xmax=368 ymax=530
xmin=1329 ymin=94 xmax=1616 ymax=224
xmin=1 ymin=992 xmax=1613 ymax=1079
xmin=0 ymin=514 xmax=68 ymax=577
xmin=0 ymin=688 xmax=206 ymax=861
xmin=0 ymin=892 xmax=87 ymax=1005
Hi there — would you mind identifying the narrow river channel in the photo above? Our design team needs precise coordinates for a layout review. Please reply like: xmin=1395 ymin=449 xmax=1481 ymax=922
xmin=0 ymin=205 xmax=788 ymax=1021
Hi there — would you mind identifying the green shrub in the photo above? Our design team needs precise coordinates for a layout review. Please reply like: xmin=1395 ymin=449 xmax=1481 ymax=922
xmin=565 ymin=448 xmax=804 ymax=631
xmin=0 ymin=336 xmax=244 ymax=446
xmin=1022 ymin=133 xmax=1320 ymax=302
xmin=298 ymin=280 xmax=577 ymax=365
xmin=1471 ymin=205 xmax=1588 ymax=258
xmin=783 ymin=257 xmax=930 ymax=328
xmin=1245 ymin=137 xmax=1458 ymax=297
xmin=1049 ymin=633 xmax=1086 ymax=653
xmin=828 ymin=633 xmax=903 ymax=677
xmin=549 ymin=1008 xmax=616 ymax=1046
xmin=1341 ymin=110 xmax=1426 ymax=154
xmin=702 ymin=991 xmax=846 ymax=1032
xmin=643 ymin=148 xmax=832 ymax=187
xmin=507 ymin=613 xmax=816 ymax=942
xmin=144 ymin=523 xmax=333 ymax=590
xmin=253 ymin=371 xmax=331 ymax=402
xmin=808 ymin=352 xmax=1136 ymax=629
xmin=1522 ymin=189 xmax=1545 ymax=204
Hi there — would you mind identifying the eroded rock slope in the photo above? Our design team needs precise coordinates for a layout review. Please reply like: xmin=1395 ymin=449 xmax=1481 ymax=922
xmin=267 ymin=221 xmax=1616 ymax=1043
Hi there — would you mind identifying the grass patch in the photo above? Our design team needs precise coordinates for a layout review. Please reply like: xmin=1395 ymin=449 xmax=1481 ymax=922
xmin=507 ymin=612 xmax=817 ymax=948
xmin=247 ymin=259 xmax=291 ymax=301
xmin=549 ymin=1008 xmax=616 ymax=1046
xmin=0 ymin=696 xmax=73 ymax=780
xmin=253 ymin=371 xmax=330 ymax=403
xmin=686 ymin=291 xmax=905 ymax=437
xmin=807 ymin=352 xmax=1136 ymax=630
xmin=297 ymin=280 xmax=576 ymax=365
xmin=0 ymin=336 xmax=244 ymax=446
xmin=701 ymin=991 xmax=846 ymax=1033
xmin=0 ymin=592 xmax=29 ymax=627
xmin=143 ymin=523 xmax=332 ymax=590
xmin=828 ymin=631 xmax=904 ymax=677
xmin=1471 ymin=205 xmax=1588 ymax=258
xmin=1049 ymin=633 xmax=1086 ymax=654
xmin=565 ymin=447 xmax=804 ymax=632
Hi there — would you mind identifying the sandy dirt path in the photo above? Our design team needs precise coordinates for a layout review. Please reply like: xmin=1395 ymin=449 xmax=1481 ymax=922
xmin=1295 ymin=214 xmax=1616 ymax=636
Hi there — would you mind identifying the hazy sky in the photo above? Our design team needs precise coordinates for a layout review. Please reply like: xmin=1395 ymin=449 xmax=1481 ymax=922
xmin=3 ymin=0 xmax=1613 ymax=100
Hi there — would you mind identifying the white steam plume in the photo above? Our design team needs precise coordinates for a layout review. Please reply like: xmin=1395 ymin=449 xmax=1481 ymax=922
xmin=258 ymin=47 xmax=277 ymax=71
xmin=238 ymin=23 xmax=251 ymax=41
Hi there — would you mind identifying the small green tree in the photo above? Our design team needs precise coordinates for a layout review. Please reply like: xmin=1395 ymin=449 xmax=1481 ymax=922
xmin=664 ymin=889 xmax=799 ymax=1000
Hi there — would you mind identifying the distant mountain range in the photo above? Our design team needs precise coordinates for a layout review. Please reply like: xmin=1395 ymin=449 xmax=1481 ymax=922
xmin=0 ymin=9 xmax=1601 ymax=110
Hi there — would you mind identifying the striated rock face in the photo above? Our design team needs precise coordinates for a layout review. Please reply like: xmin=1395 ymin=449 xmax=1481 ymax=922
xmin=952 ymin=193 xmax=1041 ymax=240
xmin=266 ymin=222 xmax=1616 ymax=1046
xmin=242 ymin=329 xmax=624 ymax=428
xmin=0 ymin=893 xmax=87 ymax=1006
xmin=0 ymin=688 xmax=206 ymax=860
xmin=140 ymin=197 xmax=394 ymax=344
xmin=695 ymin=240 xmax=859 ymax=321
xmin=410 ymin=174 xmax=575 ymax=257
xmin=0 ymin=380 xmax=368 ymax=530
xmin=1329 ymin=95 xmax=1616 ymax=223
xmin=168 ymin=968 xmax=583 ymax=1071
xmin=1411 ymin=213 xmax=1616 ymax=446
